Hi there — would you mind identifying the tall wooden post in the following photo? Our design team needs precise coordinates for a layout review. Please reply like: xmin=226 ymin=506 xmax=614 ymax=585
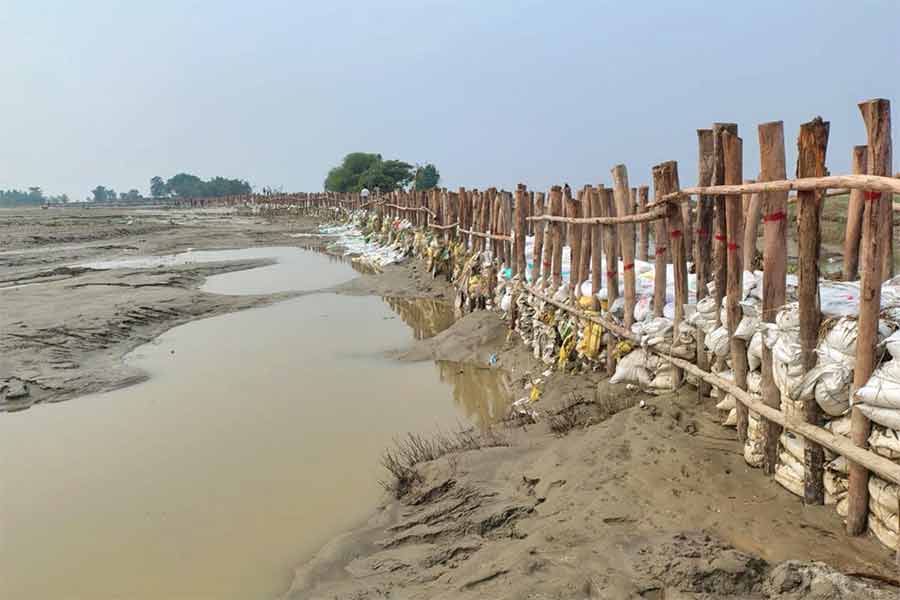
xmin=797 ymin=116 xmax=830 ymax=505
xmin=652 ymin=173 xmax=669 ymax=318
xmin=532 ymin=192 xmax=546 ymax=284
xmin=612 ymin=165 xmax=637 ymax=327
xmin=843 ymin=146 xmax=868 ymax=280
xmin=589 ymin=186 xmax=602 ymax=311
xmin=549 ymin=186 xmax=564 ymax=292
xmin=637 ymin=186 xmax=649 ymax=262
xmin=759 ymin=121 xmax=788 ymax=475
xmin=580 ymin=185 xmax=593 ymax=295
xmin=743 ymin=188 xmax=761 ymax=270
xmin=515 ymin=184 xmax=527 ymax=279
xmin=501 ymin=192 xmax=512 ymax=272
xmin=568 ymin=189 xmax=583 ymax=302
xmin=696 ymin=129 xmax=715 ymax=398
xmin=656 ymin=161 xmax=687 ymax=385
xmin=599 ymin=186 xmax=619 ymax=376
xmin=848 ymin=99 xmax=893 ymax=535
xmin=713 ymin=123 xmax=739 ymax=324
xmin=723 ymin=131 xmax=750 ymax=444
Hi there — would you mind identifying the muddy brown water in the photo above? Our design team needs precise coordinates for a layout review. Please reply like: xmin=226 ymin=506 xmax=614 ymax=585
xmin=0 ymin=248 xmax=512 ymax=600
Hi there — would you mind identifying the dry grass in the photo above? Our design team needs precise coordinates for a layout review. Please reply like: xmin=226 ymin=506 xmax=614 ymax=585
xmin=380 ymin=427 xmax=508 ymax=498
xmin=547 ymin=390 xmax=639 ymax=437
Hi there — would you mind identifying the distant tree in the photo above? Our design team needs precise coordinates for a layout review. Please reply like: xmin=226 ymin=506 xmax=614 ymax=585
xmin=165 ymin=173 xmax=205 ymax=198
xmin=91 ymin=186 xmax=111 ymax=202
xmin=414 ymin=164 xmax=440 ymax=190
xmin=150 ymin=176 xmax=167 ymax=198
xmin=324 ymin=153 xmax=414 ymax=193
xmin=126 ymin=189 xmax=141 ymax=201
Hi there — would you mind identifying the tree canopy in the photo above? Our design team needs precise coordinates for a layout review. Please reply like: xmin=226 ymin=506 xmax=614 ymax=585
xmin=324 ymin=153 xmax=440 ymax=193
xmin=414 ymin=164 xmax=440 ymax=190
xmin=149 ymin=173 xmax=252 ymax=198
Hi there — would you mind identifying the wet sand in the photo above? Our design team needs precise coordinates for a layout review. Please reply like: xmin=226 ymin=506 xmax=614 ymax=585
xmin=2 ymin=207 xmax=898 ymax=600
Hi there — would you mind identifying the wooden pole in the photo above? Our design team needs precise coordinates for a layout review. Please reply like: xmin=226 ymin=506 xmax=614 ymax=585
xmin=797 ymin=116 xmax=830 ymax=505
xmin=843 ymin=146 xmax=869 ymax=280
xmin=590 ymin=187 xmax=602 ymax=311
xmin=657 ymin=161 xmax=687 ymax=385
xmin=848 ymin=98 xmax=893 ymax=536
xmin=568 ymin=188 xmax=583 ymax=302
xmin=549 ymin=186 xmax=564 ymax=292
xmin=759 ymin=120 xmax=788 ymax=475
xmin=723 ymin=131 xmax=750 ymax=444
xmin=696 ymin=129 xmax=715 ymax=398
xmin=579 ymin=185 xmax=593 ymax=295
xmin=515 ymin=184 xmax=527 ymax=279
xmin=600 ymin=187 xmax=619 ymax=376
xmin=532 ymin=192 xmax=546 ymax=284
xmin=612 ymin=165 xmax=637 ymax=327
xmin=743 ymin=189 xmax=761 ymax=270
xmin=652 ymin=170 xmax=669 ymax=318
xmin=638 ymin=186 xmax=649 ymax=262
xmin=503 ymin=191 xmax=514 ymax=267
xmin=713 ymin=123 xmax=738 ymax=324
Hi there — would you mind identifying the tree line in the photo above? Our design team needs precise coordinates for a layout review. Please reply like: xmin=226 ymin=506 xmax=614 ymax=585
xmin=0 ymin=187 xmax=70 ymax=207
xmin=324 ymin=153 xmax=440 ymax=193
xmin=149 ymin=173 xmax=252 ymax=199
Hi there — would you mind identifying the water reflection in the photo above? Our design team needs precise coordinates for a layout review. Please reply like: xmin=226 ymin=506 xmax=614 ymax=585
xmin=383 ymin=296 xmax=456 ymax=339
xmin=434 ymin=360 xmax=513 ymax=429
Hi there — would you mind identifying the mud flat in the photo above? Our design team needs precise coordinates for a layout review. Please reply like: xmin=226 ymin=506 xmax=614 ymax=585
xmin=0 ymin=208 xmax=515 ymax=599
xmin=2 ymin=207 xmax=898 ymax=599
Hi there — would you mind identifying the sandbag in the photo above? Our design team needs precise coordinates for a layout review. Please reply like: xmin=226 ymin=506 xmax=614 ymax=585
xmin=610 ymin=348 xmax=658 ymax=387
xmin=745 ymin=412 xmax=765 ymax=468
xmin=869 ymin=426 xmax=900 ymax=460
xmin=857 ymin=404 xmax=900 ymax=433
xmin=747 ymin=331 xmax=763 ymax=372
xmin=706 ymin=326 xmax=730 ymax=358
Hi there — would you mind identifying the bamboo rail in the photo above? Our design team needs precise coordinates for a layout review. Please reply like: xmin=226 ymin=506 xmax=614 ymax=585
xmin=527 ymin=207 xmax=667 ymax=225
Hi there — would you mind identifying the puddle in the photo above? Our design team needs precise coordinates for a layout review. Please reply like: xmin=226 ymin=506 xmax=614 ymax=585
xmin=0 ymin=288 xmax=512 ymax=599
xmin=78 ymin=246 xmax=355 ymax=295
xmin=383 ymin=296 xmax=457 ymax=339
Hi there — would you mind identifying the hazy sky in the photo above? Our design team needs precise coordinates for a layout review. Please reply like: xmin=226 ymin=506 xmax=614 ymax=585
xmin=1 ymin=1 xmax=897 ymax=199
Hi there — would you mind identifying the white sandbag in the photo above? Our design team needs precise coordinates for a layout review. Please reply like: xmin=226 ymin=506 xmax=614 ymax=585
xmin=723 ymin=408 xmax=737 ymax=427
xmin=826 ymin=415 xmax=853 ymax=438
xmin=733 ymin=315 xmax=757 ymax=341
xmin=745 ymin=412 xmax=765 ymax=468
xmin=747 ymin=331 xmax=763 ymax=372
xmin=780 ymin=431 xmax=804 ymax=461
xmin=633 ymin=295 xmax=652 ymax=323
xmin=868 ymin=476 xmax=900 ymax=543
xmin=869 ymin=512 xmax=898 ymax=550
xmin=857 ymin=404 xmax=900 ymax=431
xmin=716 ymin=395 xmax=736 ymax=411
xmin=747 ymin=371 xmax=762 ymax=395
xmin=856 ymin=360 xmax=900 ymax=410
xmin=885 ymin=329 xmax=900 ymax=361
xmin=706 ymin=325 xmax=730 ymax=358
xmin=816 ymin=364 xmax=852 ymax=416
xmin=610 ymin=349 xmax=656 ymax=387
xmin=869 ymin=426 xmax=900 ymax=460
xmin=631 ymin=317 xmax=673 ymax=345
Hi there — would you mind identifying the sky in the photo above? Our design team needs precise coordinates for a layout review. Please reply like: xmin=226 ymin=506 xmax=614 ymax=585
xmin=1 ymin=0 xmax=897 ymax=200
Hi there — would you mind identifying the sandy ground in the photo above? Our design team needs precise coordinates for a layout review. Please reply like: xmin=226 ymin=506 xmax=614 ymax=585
xmin=0 ymin=208 xmax=339 ymax=409
xmin=3 ymin=207 xmax=898 ymax=599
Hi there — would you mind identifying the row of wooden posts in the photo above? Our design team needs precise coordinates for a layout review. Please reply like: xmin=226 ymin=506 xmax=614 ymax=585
xmin=192 ymin=99 xmax=900 ymax=542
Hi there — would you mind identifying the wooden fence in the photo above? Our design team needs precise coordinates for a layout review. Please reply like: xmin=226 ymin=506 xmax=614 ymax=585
xmin=190 ymin=98 xmax=900 ymax=546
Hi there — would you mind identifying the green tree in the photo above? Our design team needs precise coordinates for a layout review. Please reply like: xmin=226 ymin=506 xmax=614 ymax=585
xmin=150 ymin=176 xmax=167 ymax=198
xmin=165 ymin=173 xmax=205 ymax=198
xmin=323 ymin=153 xmax=415 ymax=193
xmin=91 ymin=186 xmax=111 ymax=202
xmin=414 ymin=164 xmax=440 ymax=190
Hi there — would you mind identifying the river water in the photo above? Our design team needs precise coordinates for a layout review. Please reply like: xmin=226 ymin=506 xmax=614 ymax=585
xmin=0 ymin=247 xmax=512 ymax=600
